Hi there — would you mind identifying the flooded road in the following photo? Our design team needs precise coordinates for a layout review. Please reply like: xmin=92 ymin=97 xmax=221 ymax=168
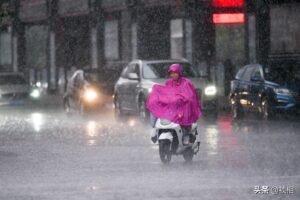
xmin=0 ymin=106 xmax=299 ymax=199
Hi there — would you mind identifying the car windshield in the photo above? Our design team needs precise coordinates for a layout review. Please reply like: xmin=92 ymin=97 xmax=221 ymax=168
xmin=0 ymin=75 xmax=26 ymax=85
xmin=84 ymin=70 xmax=119 ymax=84
xmin=84 ymin=72 xmax=103 ymax=83
xmin=264 ymin=66 xmax=300 ymax=86
xmin=143 ymin=62 xmax=199 ymax=79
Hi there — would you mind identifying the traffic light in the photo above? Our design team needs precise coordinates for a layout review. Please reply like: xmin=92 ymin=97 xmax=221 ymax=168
xmin=213 ymin=13 xmax=245 ymax=24
xmin=212 ymin=0 xmax=245 ymax=24
xmin=212 ymin=0 xmax=244 ymax=8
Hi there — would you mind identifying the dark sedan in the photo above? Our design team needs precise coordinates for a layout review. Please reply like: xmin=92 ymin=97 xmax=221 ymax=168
xmin=229 ymin=64 xmax=300 ymax=120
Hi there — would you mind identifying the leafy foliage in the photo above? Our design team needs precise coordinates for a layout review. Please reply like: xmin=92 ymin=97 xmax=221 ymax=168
xmin=0 ymin=1 xmax=15 ymax=26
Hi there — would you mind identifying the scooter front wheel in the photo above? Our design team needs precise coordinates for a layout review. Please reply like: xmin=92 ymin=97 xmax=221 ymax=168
xmin=159 ymin=140 xmax=172 ymax=164
xmin=183 ymin=148 xmax=194 ymax=162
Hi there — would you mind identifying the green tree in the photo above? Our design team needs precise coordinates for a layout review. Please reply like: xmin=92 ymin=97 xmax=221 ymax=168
xmin=0 ymin=1 xmax=15 ymax=26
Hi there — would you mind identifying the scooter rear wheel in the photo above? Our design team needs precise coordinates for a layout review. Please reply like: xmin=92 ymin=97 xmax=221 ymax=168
xmin=159 ymin=140 xmax=172 ymax=164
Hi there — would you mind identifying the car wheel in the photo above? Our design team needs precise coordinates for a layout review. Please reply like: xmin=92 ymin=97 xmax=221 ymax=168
xmin=114 ymin=97 xmax=125 ymax=120
xmin=231 ymin=97 xmax=243 ymax=120
xmin=261 ymin=98 xmax=274 ymax=120
xmin=139 ymin=97 xmax=150 ymax=123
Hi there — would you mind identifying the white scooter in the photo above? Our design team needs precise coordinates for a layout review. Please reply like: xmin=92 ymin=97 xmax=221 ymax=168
xmin=153 ymin=118 xmax=200 ymax=164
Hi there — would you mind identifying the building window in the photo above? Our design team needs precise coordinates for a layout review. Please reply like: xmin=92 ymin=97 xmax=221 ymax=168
xmin=270 ymin=4 xmax=300 ymax=54
xmin=170 ymin=19 xmax=183 ymax=59
xmin=215 ymin=24 xmax=245 ymax=66
xmin=104 ymin=20 xmax=119 ymax=60
xmin=185 ymin=19 xmax=193 ymax=62
xmin=0 ymin=29 xmax=12 ymax=68
xmin=25 ymin=25 xmax=48 ymax=69
xmin=58 ymin=0 xmax=89 ymax=16
xmin=131 ymin=23 xmax=137 ymax=59
xmin=248 ymin=15 xmax=256 ymax=63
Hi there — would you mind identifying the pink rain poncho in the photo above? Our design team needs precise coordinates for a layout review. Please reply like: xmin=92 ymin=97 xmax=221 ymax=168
xmin=146 ymin=63 xmax=202 ymax=125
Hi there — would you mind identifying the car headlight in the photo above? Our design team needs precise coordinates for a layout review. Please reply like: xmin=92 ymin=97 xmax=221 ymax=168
xmin=30 ymin=89 xmax=40 ymax=99
xmin=36 ymin=81 xmax=42 ymax=88
xmin=84 ymin=89 xmax=98 ymax=101
xmin=274 ymin=88 xmax=292 ymax=96
xmin=204 ymin=85 xmax=217 ymax=96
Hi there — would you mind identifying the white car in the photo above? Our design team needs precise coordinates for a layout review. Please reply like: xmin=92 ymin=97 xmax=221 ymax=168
xmin=114 ymin=59 xmax=218 ymax=120
xmin=0 ymin=73 xmax=39 ymax=106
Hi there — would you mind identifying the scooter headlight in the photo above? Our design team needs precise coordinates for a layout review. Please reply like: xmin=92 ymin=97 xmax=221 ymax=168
xmin=160 ymin=119 xmax=172 ymax=126
xmin=84 ymin=89 xmax=98 ymax=101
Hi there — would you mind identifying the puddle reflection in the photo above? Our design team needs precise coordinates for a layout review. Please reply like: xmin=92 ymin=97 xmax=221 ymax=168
xmin=86 ymin=121 xmax=98 ymax=137
xmin=30 ymin=113 xmax=44 ymax=132
xmin=128 ymin=119 xmax=137 ymax=127
xmin=205 ymin=125 xmax=219 ymax=155
xmin=85 ymin=121 xmax=99 ymax=146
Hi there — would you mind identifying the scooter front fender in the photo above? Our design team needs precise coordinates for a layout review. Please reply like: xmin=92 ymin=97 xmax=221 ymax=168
xmin=158 ymin=132 xmax=173 ymax=142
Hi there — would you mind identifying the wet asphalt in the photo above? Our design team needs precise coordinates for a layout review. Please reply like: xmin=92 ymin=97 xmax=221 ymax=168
xmin=0 ymin=105 xmax=299 ymax=200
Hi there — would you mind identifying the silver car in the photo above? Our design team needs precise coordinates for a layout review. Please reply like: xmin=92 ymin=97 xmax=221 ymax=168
xmin=114 ymin=60 xmax=218 ymax=120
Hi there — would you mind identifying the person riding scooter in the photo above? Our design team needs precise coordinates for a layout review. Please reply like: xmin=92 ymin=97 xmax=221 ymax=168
xmin=146 ymin=63 xmax=202 ymax=145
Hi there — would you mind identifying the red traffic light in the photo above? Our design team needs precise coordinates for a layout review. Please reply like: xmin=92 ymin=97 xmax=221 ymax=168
xmin=212 ymin=0 xmax=244 ymax=8
xmin=213 ymin=13 xmax=245 ymax=24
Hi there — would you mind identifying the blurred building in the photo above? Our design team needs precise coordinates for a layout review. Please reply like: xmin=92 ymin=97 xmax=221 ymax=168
xmin=0 ymin=0 xmax=299 ymax=96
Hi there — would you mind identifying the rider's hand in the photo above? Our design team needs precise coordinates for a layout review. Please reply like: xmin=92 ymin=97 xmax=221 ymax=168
xmin=177 ymin=114 xmax=183 ymax=119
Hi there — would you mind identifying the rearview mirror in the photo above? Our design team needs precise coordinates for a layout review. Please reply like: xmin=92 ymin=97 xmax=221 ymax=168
xmin=128 ymin=73 xmax=139 ymax=80
xmin=198 ymin=70 xmax=207 ymax=78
